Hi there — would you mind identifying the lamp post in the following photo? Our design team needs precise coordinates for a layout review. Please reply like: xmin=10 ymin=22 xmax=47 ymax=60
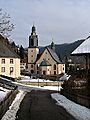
xmin=38 ymin=78 xmax=39 ymax=87
xmin=56 ymin=76 xmax=59 ymax=92
xmin=58 ymin=78 xmax=59 ymax=92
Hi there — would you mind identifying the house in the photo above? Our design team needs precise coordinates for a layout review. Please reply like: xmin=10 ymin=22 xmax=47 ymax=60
xmin=0 ymin=34 xmax=20 ymax=78
xmin=28 ymin=25 xmax=65 ymax=75
xmin=71 ymin=36 xmax=90 ymax=70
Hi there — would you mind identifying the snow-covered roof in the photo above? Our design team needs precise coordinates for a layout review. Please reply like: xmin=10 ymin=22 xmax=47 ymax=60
xmin=71 ymin=37 xmax=90 ymax=55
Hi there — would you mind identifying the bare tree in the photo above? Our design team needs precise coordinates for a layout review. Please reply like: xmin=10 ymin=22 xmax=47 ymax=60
xmin=0 ymin=8 xmax=14 ymax=37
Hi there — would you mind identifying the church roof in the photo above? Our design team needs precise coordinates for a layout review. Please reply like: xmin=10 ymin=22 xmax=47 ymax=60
xmin=0 ymin=35 xmax=20 ymax=58
xmin=71 ymin=37 xmax=90 ymax=55
xmin=35 ymin=47 xmax=62 ymax=64
xmin=40 ymin=59 xmax=51 ymax=66
xmin=47 ymin=47 xmax=62 ymax=64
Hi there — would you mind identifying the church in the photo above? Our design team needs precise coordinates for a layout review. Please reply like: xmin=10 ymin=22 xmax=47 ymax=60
xmin=28 ymin=25 xmax=65 ymax=75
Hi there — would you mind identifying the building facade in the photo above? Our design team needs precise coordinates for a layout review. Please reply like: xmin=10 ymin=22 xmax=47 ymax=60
xmin=28 ymin=25 xmax=65 ymax=75
xmin=0 ymin=35 xmax=20 ymax=78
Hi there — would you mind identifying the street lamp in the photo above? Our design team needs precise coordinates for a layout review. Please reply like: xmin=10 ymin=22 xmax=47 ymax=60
xmin=38 ymin=78 xmax=39 ymax=87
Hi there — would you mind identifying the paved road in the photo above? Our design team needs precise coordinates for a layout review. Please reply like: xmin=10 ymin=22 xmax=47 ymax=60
xmin=16 ymin=90 xmax=76 ymax=120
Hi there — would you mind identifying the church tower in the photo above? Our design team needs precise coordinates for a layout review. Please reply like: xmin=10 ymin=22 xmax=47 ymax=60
xmin=28 ymin=25 xmax=39 ymax=74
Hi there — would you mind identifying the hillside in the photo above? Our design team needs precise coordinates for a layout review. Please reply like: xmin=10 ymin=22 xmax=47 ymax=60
xmin=40 ymin=39 xmax=85 ymax=60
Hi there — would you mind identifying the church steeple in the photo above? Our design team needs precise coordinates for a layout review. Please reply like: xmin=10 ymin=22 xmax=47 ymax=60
xmin=31 ymin=25 xmax=36 ymax=34
xmin=51 ymin=41 xmax=55 ymax=52
xmin=29 ymin=25 xmax=38 ymax=48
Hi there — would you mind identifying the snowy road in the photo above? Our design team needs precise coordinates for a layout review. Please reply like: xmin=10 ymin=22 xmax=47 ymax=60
xmin=1 ymin=81 xmax=90 ymax=120
xmin=16 ymin=90 xmax=76 ymax=120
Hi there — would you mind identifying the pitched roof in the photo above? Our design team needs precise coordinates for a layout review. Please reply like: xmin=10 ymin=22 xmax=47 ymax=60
xmin=35 ymin=47 xmax=62 ymax=64
xmin=0 ymin=35 xmax=19 ymax=58
xmin=71 ymin=37 xmax=90 ymax=55
xmin=46 ymin=47 xmax=62 ymax=64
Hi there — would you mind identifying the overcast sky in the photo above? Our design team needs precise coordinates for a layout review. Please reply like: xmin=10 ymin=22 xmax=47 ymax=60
xmin=1 ymin=0 xmax=90 ymax=47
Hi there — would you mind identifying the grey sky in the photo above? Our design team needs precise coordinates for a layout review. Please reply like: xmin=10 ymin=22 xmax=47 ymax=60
xmin=1 ymin=0 xmax=90 ymax=47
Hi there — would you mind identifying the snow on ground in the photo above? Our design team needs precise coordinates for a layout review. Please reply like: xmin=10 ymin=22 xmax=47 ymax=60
xmin=28 ymin=85 xmax=62 ymax=91
xmin=1 ymin=90 xmax=26 ymax=120
xmin=19 ymin=77 xmax=54 ymax=83
xmin=15 ymin=81 xmax=62 ymax=91
xmin=16 ymin=76 xmax=62 ymax=91
xmin=0 ymin=91 xmax=7 ymax=101
xmin=0 ymin=87 xmax=11 ymax=102
xmin=51 ymin=93 xmax=90 ymax=120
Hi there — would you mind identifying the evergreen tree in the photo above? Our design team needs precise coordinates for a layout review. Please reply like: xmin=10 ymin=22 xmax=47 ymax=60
xmin=19 ymin=45 xmax=24 ymax=59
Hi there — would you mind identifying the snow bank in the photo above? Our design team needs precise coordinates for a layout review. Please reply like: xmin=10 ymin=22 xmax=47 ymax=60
xmin=1 ymin=90 xmax=26 ymax=120
xmin=19 ymin=78 xmax=54 ymax=83
xmin=0 ymin=91 xmax=7 ymax=101
xmin=59 ymin=74 xmax=71 ymax=81
xmin=30 ymin=85 xmax=62 ymax=91
xmin=51 ymin=93 xmax=90 ymax=120
xmin=0 ymin=87 xmax=11 ymax=102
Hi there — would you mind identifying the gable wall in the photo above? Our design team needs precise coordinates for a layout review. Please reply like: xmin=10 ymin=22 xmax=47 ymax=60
xmin=36 ymin=48 xmax=65 ymax=75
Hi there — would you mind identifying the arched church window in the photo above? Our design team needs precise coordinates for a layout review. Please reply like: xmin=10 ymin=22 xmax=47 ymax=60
xmin=31 ymin=70 xmax=34 ymax=74
xmin=31 ymin=64 xmax=33 ymax=68
xmin=54 ymin=64 xmax=56 ymax=70
xmin=54 ymin=71 xmax=56 ymax=75
xmin=31 ymin=55 xmax=33 ymax=57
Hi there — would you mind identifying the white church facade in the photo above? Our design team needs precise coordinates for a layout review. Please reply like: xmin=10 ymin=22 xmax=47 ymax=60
xmin=28 ymin=25 xmax=65 ymax=75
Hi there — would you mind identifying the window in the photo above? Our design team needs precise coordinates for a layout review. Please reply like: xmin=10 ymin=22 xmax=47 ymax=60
xmin=2 ymin=59 xmax=5 ymax=64
xmin=54 ymin=71 xmax=56 ymax=75
xmin=31 ymin=39 xmax=34 ymax=46
xmin=31 ymin=60 xmax=33 ymax=62
xmin=31 ymin=50 xmax=33 ymax=52
xmin=43 ymin=71 xmax=46 ymax=75
xmin=54 ymin=64 xmax=56 ymax=70
xmin=31 ymin=70 xmax=34 ymax=74
xmin=10 ymin=59 xmax=13 ymax=64
xmin=31 ymin=64 xmax=33 ymax=68
xmin=10 ymin=67 xmax=14 ymax=73
xmin=31 ymin=55 xmax=33 ymax=57
xmin=63 ymin=67 xmax=64 ymax=70
xmin=1 ymin=67 xmax=5 ymax=72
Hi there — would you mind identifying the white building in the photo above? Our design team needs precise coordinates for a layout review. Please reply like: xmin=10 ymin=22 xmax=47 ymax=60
xmin=0 ymin=34 xmax=20 ymax=78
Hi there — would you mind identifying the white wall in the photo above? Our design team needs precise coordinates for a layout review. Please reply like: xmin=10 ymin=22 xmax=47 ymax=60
xmin=0 ymin=58 xmax=20 ymax=78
